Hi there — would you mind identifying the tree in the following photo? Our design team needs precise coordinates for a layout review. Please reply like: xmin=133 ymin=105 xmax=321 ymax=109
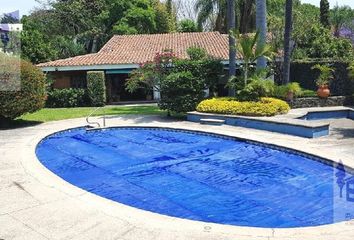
xmin=178 ymin=19 xmax=198 ymax=32
xmin=232 ymin=31 xmax=273 ymax=87
xmin=256 ymin=0 xmax=267 ymax=69
xmin=0 ymin=55 xmax=46 ymax=121
xmin=227 ymin=0 xmax=236 ymax=96
xmin=195 ymin=0 xmax=257 ymax=33
xmin=283 ymin=0 xmax=293 ymax=84
xmin=292 ymin=23 xmax=353 ymax=60
xmin=126 ymin=49 xmax=224 ymax=114
xmin=165 ymin=0 xmax=178 ymax=31
xmin=237 ymin=0 xmax=256 ymax=33
xmin=113 ymin=3 xmax=157 ymax=35
xmin=174 ymin=0 xmax=198 ymax=21
xmin=331 ymin=5 xmax=354 ymax=37
xmin=153 ymin=0 xmax=174 ymax=33
xmin=320 ymin=0 xmax=330 ymax=28
xmin=21 ymin=0 xmax=173 ymax=64
xmin=195 ymin=0 xmax=227 ymax=32
xmin=21 ymin=16 xmax=58 ymax=63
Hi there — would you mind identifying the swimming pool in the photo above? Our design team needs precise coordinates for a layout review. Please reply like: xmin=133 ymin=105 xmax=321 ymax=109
xmin=36 ymin=127 xmax=354 ymax=228
xmin=299 ymin=109 xmax=354 ymax=121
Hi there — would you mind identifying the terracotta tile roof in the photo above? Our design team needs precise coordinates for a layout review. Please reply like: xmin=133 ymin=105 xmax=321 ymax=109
xmin=38 ymin=32 xmax=230 ymax=68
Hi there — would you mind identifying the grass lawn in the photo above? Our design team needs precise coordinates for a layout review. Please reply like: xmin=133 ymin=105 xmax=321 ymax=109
xmin=18 ymin=105 xmax=165 ymax=122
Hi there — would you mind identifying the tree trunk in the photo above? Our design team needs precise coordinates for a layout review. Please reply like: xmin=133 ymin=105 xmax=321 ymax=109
xmin=239 ymin=0 xmax=254 ymax=34
xmin=227 ymin=0 xmax=236 ymax=97
xmin=91 ymin=36 xmax=98 ymax=53
xmin=244 ymin=62 xmax=249 ymax=87
xmin=283 ymin=0 xmax=293 ymax=84
xmin=256 ymin=0 xmax=267 ymax=69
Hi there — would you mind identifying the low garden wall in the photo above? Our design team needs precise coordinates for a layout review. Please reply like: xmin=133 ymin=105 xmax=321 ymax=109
xmin=274 ymin=60 xmax=354 ymax=96
xmin=289 ymin=96 xmax=354 ymax=108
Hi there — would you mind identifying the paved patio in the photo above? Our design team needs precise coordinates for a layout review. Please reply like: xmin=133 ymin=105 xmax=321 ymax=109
xmin=1 ymin=111 xmax=354 ymax=240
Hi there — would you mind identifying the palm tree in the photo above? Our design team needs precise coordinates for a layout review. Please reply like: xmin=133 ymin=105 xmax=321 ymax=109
xmin=232 ymin=31 xmax=273 ymax=87
xmin=195 ymin=0 xmax=256 ymax=33
xmin=228 ymin=0 xmax=236 ymax=96
xmin=195 ymin=0 xmax=227 ymax=33
xmin=283 ymin=0 xmax=293 ymax=84
xmin=255 ymin=0 xmax=267 ymax=69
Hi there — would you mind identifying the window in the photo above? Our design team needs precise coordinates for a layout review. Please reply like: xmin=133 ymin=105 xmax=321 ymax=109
xmin=70 ymin=75 xmax=86 ymax=88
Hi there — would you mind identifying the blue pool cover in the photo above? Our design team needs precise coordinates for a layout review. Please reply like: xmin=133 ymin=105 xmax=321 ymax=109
xmin=36 ymin=127 xmax=354 ymax=228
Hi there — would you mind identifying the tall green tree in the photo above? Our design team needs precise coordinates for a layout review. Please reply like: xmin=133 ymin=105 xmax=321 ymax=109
xmin=195 ymin=0 xmax=228 ymax=33
xmin=165 ymin=0 xmax=177 ymax=31
xmin=292 ymin=22 xmax=353 ymax=59
xmin=320 ymin=0 xmax=330 ymax=28
xmin=21 ymin=16 xmax=58 ymax=63
xmin=21 ymin=0 xmax=173 ymax=63
xmin=283 ymin=0 xmax=293 ymax=84
xmin=153 ymin=0 xmax=174 ymax=33
xmin=331 ymin=5 xmax=354 ymax=37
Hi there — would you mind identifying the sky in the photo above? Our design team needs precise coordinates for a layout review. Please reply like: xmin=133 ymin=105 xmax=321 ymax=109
xmin=0 ymin=0 xmax=354 ymax=17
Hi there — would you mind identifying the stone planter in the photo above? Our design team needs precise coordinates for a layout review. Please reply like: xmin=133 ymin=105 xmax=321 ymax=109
xmin=288 ymin=96 xmax=353 ymax=109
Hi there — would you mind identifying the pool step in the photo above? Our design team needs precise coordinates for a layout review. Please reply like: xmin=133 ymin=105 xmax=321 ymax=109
xmin=200 ymin=118 xmax=225 ymax=125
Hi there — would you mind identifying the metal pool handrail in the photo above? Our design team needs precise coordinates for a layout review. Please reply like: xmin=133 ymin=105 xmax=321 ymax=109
xmin=86 ymin=106 xmax=106 ymax=128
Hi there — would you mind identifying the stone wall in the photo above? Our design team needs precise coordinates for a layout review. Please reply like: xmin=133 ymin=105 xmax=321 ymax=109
xmin=289 ymin=96 xmax=354 ymax=108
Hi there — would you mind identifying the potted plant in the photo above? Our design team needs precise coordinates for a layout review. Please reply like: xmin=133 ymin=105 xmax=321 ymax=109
xmin=311 ymin=64 xmax=335 ymax=98
xmin=285 ymin=82 xmax=301 ymax=101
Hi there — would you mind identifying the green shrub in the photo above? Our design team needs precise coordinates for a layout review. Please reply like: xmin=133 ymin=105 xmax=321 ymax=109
xmin=196 ymin=97 xmax=290 ymax=116
xmin=178 ymin=19 xmax=198 ymax=33
xmin=87 ymin=71 xmax=106 ymax=106
xmin=186 ymin=47 xmax=207 ymax=60
xmin=299 ymin=89 xmax=317 ymax=97
xmin=0 ymin=57 xmax=46 ymax=120
xmin=159 ymin=71 xmax=205 ymax=113
xmin=237 ymin=79 xmax=275 ymax=101
xmin=46 ymin=88 xmax=89 ymax=108
xmin=273 ymin=82 xmax=302 ymax=99
xmin=173 ymin=58 xmax=224 ymax=95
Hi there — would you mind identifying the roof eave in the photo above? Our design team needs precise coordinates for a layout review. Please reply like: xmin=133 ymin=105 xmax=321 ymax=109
xmin=40 ymin=63 xmax=140 ymax=72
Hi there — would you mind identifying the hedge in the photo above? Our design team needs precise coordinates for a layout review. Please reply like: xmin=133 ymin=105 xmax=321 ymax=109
xmin=87 ymin=71 xmax=106 ymax=106
xmin=0 ymin=57 xmax=46 ymax=120
xmin=159 ymin=71 xmax=205 ymax=113
xmin=197 ymin=97 xmax=290 ymax=116
xmin=275 ymin=60 xmax=354 ymax=96
xmin=46 ymin=88 xmax=89 ymax=108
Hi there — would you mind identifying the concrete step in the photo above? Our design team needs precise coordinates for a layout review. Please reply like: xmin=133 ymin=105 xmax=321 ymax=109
xmin=200 ymin=118 xmax=225 ymax=125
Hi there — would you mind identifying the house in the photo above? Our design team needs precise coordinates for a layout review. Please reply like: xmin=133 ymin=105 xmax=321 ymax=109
xmin=38 ymin=31 xmax=270 ymax=103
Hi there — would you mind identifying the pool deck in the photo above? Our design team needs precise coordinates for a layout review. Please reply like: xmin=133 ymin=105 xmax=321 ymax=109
xmin=1 ymin=109 xmax=354 ymax=240
xmin=188 ymin=106 xmax=354 ymax=138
